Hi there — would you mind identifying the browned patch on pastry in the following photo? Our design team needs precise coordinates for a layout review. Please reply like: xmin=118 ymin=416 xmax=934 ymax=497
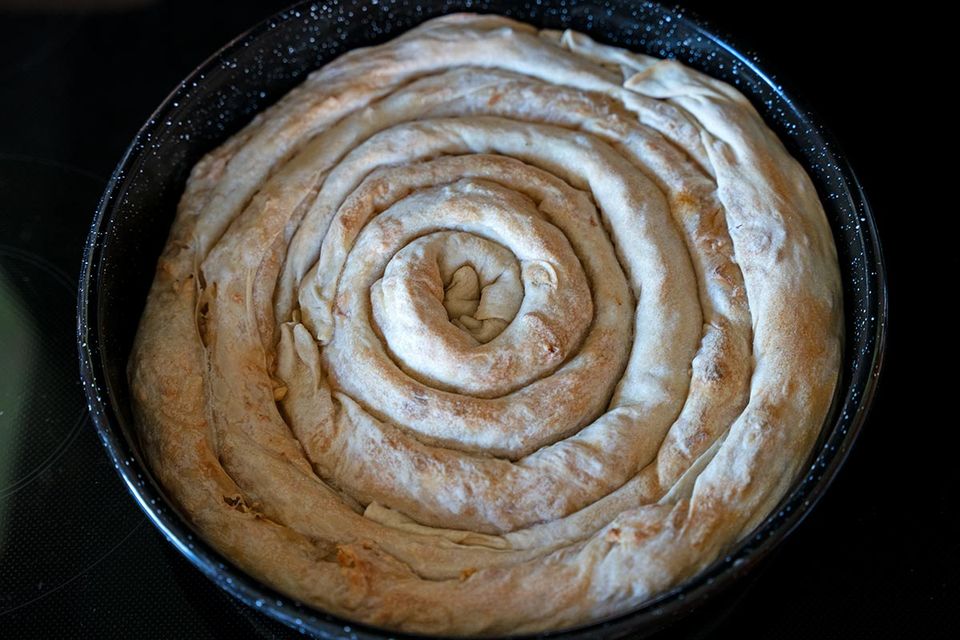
xmin=336 ymin=545 xmax=357 ymax=569
xmin=671 ymin=189 xmax=700 ymax=210
xmin=682 ymin=429 xmax=710 ymax=452
xmin=631 ymin=520 xmax=664 ymax=544
xmin=701 ymin=360 xmax=726 ymax=384
xmin=524 ymin=312 xmax=564 ymax=363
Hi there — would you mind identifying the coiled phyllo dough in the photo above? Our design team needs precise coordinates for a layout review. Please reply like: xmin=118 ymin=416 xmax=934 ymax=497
xmin=130 ymin=14 xmax=842 ymax=635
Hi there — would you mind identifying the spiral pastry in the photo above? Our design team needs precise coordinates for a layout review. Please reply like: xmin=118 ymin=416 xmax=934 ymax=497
xmin=129 ymin=14 xmax=842 ymax=635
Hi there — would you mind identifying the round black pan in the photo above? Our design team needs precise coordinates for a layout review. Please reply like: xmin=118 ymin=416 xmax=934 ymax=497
xmin=77 ymin=1 xmax=887 ymax=637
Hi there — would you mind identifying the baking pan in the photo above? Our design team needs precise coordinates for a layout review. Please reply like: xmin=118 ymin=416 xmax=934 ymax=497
xmin=77 ymin=1 xmax=887 ymax=637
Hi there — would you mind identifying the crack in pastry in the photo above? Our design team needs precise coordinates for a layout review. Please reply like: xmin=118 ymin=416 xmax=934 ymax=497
xmin=129 ymin=13 xmax=842 ymax=635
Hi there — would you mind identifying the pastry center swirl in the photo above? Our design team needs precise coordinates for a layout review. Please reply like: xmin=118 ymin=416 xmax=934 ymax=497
xmin=364 ymin=182 xmax=594 ymax=402
xmin=438 ymin=240 xmax=522 ymax=344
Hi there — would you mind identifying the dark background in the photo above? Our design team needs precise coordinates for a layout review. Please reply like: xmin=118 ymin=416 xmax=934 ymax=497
xmin=0 ymin=0 xmax=952 ymax=638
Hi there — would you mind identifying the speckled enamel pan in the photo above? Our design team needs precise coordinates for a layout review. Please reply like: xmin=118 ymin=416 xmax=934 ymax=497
xmin=77 ymin=1 xmax=886 ymax=637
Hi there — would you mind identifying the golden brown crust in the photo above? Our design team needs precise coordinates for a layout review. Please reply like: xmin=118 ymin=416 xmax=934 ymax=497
xmin=128 ymin=14 xmax=842 ymax=635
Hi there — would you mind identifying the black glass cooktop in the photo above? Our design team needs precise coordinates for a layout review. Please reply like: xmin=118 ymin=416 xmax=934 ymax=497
xmin=0 ymin=1 xmax=949 ymax=638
